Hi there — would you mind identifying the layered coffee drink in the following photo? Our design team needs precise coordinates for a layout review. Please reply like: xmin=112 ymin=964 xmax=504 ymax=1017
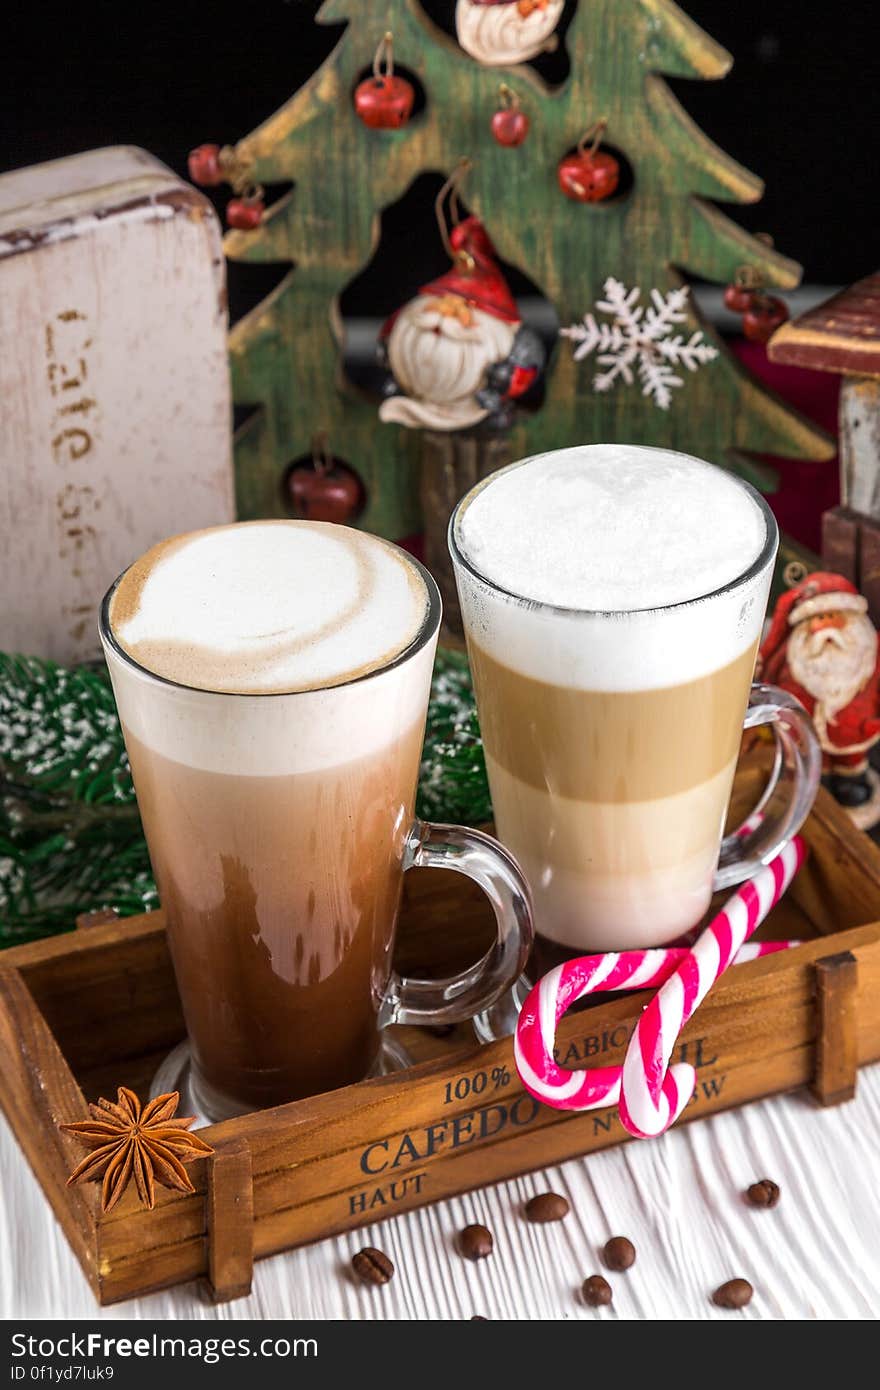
xmin=451 ymin=445 xmax=776 ymax=953
xmin=103 ymin=521 xmax=435 ymax=1116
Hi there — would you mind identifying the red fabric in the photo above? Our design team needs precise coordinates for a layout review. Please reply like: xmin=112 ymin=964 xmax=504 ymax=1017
xmin=731 ymin=339 xmax=839 ymax=555
xmin=507 ymin=364 xmax=538 ymax=398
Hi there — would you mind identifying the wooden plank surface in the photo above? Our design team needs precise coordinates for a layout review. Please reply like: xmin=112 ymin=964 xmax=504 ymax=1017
xmin=3 ymin=1061 xmax=879 ymax=1319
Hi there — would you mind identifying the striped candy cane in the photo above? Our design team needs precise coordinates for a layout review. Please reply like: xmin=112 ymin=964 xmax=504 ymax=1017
xmin=514 ymin=904 xmax=800 ymax=1114
xmin=618 ymin=835 xmax=806 ymax=1138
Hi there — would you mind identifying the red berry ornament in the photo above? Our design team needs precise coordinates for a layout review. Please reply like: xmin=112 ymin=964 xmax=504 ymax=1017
xmin=558 ymin=120 xmax=619 ymax=203
xmin=188 ymin=144 xmax=223 ymax=186
xmin=491 ymin=84 xmax=529 ymax=148
xmin=354 ymin=32 xmax=414 ymax=130
xmin=742 ymin=294 xmax=789 ymax=344
xmin=226 ymin=196 xmax=264 ymax=231
xmin=285 ymin=438 xmax=365 ymax=524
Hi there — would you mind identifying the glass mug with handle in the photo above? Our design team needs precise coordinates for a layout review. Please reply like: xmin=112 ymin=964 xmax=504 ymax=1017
xmin=100 ymin=520 xmax=533 ymax=1121
xmin=449 ymin=445 xmax=820 ymax=1035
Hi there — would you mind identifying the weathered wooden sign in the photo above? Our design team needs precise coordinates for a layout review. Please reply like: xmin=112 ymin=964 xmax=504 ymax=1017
xmin=0 ymin=146 xmax=235 ymax=664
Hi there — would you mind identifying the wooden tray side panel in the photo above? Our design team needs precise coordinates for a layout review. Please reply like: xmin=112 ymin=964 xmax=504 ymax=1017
xmin=3 ymin=917 xmax=183 ymax=1078
xmin=789 ymin=788 xmax=880 ymax=933
xmin=0 ymin=967 xmax=100 ymax=1294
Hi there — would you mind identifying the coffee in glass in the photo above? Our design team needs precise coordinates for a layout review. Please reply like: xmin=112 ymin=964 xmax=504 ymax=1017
xmin=450 ymin=445 xmax=820 ymax=965
xmin=101 ymin=520 xmax=533 ymax=1120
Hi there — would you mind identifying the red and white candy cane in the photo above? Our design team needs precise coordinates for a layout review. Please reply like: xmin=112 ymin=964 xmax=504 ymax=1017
xmin=618 ymin=835 xmax=806 ymax=1138
xmin=514 ymin=837 xmax=805 ymax=1120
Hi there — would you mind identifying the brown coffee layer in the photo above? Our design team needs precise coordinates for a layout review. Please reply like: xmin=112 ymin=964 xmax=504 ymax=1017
xmin=124 ymin=721 xmax=424 ymax=1110
xmin=468 ymin=640 xmax=757 ymax=802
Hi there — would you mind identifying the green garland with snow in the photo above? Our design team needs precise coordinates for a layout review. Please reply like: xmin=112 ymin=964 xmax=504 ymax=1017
xmin=0 ymin=649 xmax=490 ymax=946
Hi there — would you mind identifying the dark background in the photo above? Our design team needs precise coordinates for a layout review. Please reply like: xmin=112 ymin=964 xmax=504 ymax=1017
xmin=1 ymin=0 xmax=875 ymax=295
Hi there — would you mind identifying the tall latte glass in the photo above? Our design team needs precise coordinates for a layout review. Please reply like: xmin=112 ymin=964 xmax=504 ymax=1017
xmin=100 ymin=521 xmax=532 ymax=1120
xmin=450 ymin=445 xmax=820 ymax=967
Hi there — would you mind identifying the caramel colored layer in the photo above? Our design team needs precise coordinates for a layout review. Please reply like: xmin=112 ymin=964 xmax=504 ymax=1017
xmin=468 ymin=640 xmax=758 ymax=803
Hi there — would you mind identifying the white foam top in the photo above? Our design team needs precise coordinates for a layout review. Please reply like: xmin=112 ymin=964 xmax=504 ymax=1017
xmin=453 ymin=446 xmax=776 ymax=691
xmin=456 ymin=445 xmax=767 ymax=611
xmin=110 ymin=521 xmax=430 ymax=695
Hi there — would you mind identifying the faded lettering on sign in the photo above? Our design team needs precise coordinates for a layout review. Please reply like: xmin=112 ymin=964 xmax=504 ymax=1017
xmin=45 ymin=309 xmax=102 ymax=646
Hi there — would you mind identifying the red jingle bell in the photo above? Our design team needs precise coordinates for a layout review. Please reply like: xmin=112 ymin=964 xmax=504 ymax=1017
xmin=226 ymin=196 xmax=264 ymax=231
xmin=723 ymin=282 xmax=756 ymax=313
xmin=742 ymin=294 xmax=789 ymax=344
xmin=354 ymin=31 xmax=414 ymax=130
xmin=558 ymin=150 xmax=619 ymax=202
xmin=188 ymin=144 xmax=223 ymax=187
xmin=558 ymin=120 xmax=619 ymax=203
xmin=491 ymin=84 xmax=529 ymax=147
xmin=285 ymin=437 xmax=365 ymax=524
xmin=354 ymin=75 xmax=415 ymax=129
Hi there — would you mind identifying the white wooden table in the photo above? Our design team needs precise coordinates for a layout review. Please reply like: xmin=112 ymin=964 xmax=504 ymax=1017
xmin=2 ymin=1064 xmax=878 ymax=1320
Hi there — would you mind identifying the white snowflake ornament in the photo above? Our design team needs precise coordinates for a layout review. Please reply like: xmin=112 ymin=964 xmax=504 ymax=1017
xmin=561 ymin=278 xmax=719 ymax=410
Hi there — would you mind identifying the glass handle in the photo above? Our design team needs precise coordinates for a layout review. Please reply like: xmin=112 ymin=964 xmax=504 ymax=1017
xmin=380 ymin=821 xmax=534 ymax=1029
xmin=715 ymin=681 xmax=821 ymax=889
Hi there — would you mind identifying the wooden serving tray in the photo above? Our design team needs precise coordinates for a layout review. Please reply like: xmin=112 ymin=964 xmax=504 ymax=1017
xmin=2 ymin=766 xmax=880 ymax=1307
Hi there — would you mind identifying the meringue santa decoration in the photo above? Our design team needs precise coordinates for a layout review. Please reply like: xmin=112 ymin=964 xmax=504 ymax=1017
xmin=455 ymin=0 xmax=565 ymax=68
xmin=378 ymin=196 xmax=544 ymax=431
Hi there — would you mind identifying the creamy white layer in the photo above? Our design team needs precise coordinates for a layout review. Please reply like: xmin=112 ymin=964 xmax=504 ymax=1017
xmin=104 ymin=640 xmax=437 ymax=777
xmin=486 ymin=755 xmax=738 ymax=950
xmin=453 ymin=446 xmax=774 ymax=691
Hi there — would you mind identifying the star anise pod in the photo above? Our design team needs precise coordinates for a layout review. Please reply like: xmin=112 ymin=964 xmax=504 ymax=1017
xmin=60 ymin=1087 xmax=213 ymax=1212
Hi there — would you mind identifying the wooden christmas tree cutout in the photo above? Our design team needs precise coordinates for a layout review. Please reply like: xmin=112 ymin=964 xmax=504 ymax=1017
xmin=222 ymin=0 xmax=832 ymax=540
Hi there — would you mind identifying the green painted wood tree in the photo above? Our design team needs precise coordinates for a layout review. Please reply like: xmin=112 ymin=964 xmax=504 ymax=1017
xmin=225 ymin=0 xmax=832 ymax=540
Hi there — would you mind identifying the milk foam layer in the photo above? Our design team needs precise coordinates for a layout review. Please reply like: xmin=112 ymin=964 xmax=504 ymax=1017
xmin=102 ymin=522 xmax=439 ymax=776
xmin=453 ymin=446 xmax=776 ymax=691
xmin=110 ymin=521 xmax=429 ymax=694
xmin=457 ymin=445 xmax=766 ymax=611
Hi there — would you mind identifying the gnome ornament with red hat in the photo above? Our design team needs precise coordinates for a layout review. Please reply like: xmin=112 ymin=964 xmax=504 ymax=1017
xmin=455 ymin=0 xmax=565 ymax=67
xmin=758 ymin=571 xmax=880 ymax=826
xmin=378 ymin=182 xmax=544 ymax=432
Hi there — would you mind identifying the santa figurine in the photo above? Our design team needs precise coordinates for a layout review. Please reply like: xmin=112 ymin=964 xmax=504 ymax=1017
xmin=758 ymin=571 xmax=880 ymax=821
xmin=378 ymin=215 xmax=545 ymax=432
xmin=455 ymin=0 xmax=565 ymax=67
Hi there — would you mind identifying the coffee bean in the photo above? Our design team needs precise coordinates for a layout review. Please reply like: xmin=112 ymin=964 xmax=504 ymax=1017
xmin=712 ymin=1278 xmax=754 ymax=1309
xmin=351 ymin=1246 xmax=394 ymax=1286
xmin=524 ymin=1192 xmax=570 ymax=1224
xmin=459 ymin=1223 xmax=494 ymax=1260
xmin=582 ymin=1274 xmax=613 ymax=1307
xmin=602 ymin=1236 xmax=636 ymax=1271
xmin=745 ymin=1178 xmax=780 ymax=1209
